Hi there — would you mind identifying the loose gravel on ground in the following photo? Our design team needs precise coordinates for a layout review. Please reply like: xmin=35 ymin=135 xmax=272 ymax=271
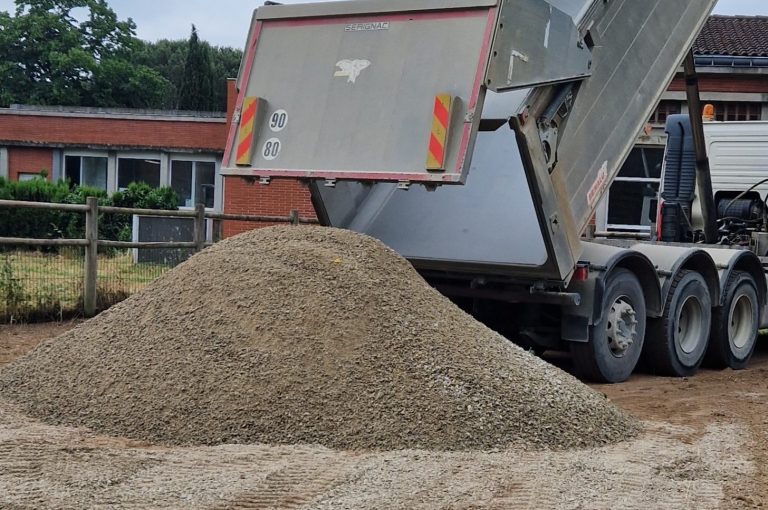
xmin=0 ymin=226 xmax=638 ymax=451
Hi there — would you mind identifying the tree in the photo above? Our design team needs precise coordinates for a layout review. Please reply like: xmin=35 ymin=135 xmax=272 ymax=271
xmin=0 ymin=0 xmax=170 ymax=108
xmin=0 ymin=0 xmax=242 ymax=110
xmin=0 ymin=10 xmax=26 ymax=106
xmin=91 ymin=58 xmax=171 ymax=108
xmin=210 ymin=45 xmax=242 ymax=111
xmin=133 ymin=39 xmax=188 ymax=109
xmin=136 ymin=38 xmax=242 ymax=111
xmin=177 ymin=25 xmax=215 ymax=111
xmin=0 ymin=0 xmax=95 ymax=105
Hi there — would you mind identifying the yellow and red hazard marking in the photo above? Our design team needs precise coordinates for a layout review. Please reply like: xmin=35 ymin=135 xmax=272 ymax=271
xmin=236 ymin=96 xmax=263 ymax=166
xmin=426 ymin=94 xmax=453 ymax=171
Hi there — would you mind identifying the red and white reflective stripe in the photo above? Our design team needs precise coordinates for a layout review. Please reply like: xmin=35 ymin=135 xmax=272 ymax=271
xmin=426 ymin=94 xmax=453 ymax=171
xmin=236 ymin=96 xmax=263 ymax=166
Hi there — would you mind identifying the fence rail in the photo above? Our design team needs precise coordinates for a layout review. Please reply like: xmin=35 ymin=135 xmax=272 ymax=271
xmin=0 ymin=198 xmax=314 ymax=318
xmin=0 ymin=199 xmax=89 ymax=212
xmin=0 ymin=237 xmax=90 ymax=247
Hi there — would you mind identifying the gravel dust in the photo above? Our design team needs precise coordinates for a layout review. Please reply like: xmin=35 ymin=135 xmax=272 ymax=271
xmin=0 ymin=226 xmax=638 ymax=451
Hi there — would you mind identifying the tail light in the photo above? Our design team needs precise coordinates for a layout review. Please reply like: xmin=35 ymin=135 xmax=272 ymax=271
xmin=655 ymin=199 xmax=664 ymax=240
xmin=573 ymin=264 xmax=590 ymax=282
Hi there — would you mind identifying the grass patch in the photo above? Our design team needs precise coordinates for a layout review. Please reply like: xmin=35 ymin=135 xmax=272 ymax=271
xmin=0 ymin=250 xmax=171 ymax=323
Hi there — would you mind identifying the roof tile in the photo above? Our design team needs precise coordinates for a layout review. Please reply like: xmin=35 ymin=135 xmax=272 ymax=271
xmin=695 ymin=15 xmax=768 ymax=57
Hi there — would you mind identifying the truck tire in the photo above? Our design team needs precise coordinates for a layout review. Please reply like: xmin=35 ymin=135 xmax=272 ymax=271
xmin=644 ymin=270 xmax=711 ymax=377
xmin=705 ymin=271 xmax=759 ymax=370
xmin=571 ymin=268 xmax=646 ymax=383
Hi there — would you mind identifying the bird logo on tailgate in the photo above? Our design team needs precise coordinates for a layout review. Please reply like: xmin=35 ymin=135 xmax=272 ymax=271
xmin=334 ymin=59 xmax=371 ymax=84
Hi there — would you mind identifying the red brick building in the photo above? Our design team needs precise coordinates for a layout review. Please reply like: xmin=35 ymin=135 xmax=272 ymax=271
xmin=0 ymin=80 xmax=316 ymax=238
xmin=0 ymin=105 xmax=228 ymax=210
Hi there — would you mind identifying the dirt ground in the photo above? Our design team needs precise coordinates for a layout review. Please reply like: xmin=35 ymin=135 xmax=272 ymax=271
xmin=0 ymin=322 xmax=77 ymax=367
xmin=0 ymin=322 xmax=765 ymax=509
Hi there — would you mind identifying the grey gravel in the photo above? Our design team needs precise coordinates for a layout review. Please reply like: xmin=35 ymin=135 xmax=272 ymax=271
xmin=0 ymin=226 xmax=638 ymax=451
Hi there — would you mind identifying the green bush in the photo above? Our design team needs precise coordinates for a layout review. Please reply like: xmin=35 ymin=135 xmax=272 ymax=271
xmin=107 ymin=183 xmax=179 ymax=243
xmin=0 ymin=176 xmax=71 ymax=241
xmin=61 ymin=185 xmax=113 ymax=241
xmin=112 ymin=182 xmax=178 ymax=210
xmin=0 ymin=178 xmax=178 ymax=246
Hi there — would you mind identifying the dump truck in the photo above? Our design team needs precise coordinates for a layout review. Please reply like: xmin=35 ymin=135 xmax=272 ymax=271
xmin=222 ymin=0 xmax=768 ymax=383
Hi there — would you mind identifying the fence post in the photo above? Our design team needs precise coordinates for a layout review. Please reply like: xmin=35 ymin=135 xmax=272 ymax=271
xmin=193 ymin=203 xmax=206 ymax=252
xmin=83 ymin=197 xmax=99 ymax=317
xmin=289 ymin=209 xmax=299 ymax=226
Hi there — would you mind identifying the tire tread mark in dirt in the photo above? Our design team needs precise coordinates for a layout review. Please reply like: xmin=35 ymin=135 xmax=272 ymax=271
xmin=213 ymin=458 xmax=351 ymax=510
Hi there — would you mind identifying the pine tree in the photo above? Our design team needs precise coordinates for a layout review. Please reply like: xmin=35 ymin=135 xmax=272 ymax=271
xmin=177 ymin=25 xmax=215 ymax=111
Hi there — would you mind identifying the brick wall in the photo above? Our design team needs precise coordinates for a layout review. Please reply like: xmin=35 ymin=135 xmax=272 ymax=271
xmin=0 ymin=114 xmax=226 ymax=152
xmin=222 ymin=177 xmax=317 ymax=237
xmin=669 ymin=73 xmax=768 ymax=94
xmin=8 ymin=147 xmax=53 ymax=181
xmin=226 ymin=79 xmax=237 ymax=125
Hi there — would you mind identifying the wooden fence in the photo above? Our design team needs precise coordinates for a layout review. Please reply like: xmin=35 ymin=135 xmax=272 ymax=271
xmin=0 ymin=198 xmax=317 ymax=317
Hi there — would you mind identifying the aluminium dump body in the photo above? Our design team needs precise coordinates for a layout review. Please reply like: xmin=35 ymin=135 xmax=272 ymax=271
xmin=224 ymin=0 xmax=716 ymax=283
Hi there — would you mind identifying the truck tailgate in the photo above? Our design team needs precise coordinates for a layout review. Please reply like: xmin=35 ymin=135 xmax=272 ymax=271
xmin=223 ymin=0 xmax=499 ymax=184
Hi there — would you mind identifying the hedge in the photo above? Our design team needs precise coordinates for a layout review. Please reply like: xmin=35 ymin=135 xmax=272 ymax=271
xmin=0 ymin=177 xmax=178 ymax=245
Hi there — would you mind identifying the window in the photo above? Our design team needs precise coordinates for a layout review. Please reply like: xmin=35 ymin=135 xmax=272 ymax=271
xmin=17 ymin=172 xmax=42 ymax=182
xmin=64 ymin=155 xmax=108 ymax=190
xmin=0 ymin=148 xmax=7 ymax=180
xmin=171 ymin=160 xmax=216 ymax=208
xmin=712 ymin=102 xmax=761 ymax=122
xmin=171 ymin=161 xmax=193 ymax=206
xmin=649 ymin=101 xmax=681 ymax=125
xmin=117 ymin=158 xmax=161 ymax=190
xmin=606 ymin=147 xmax=664 ymax=232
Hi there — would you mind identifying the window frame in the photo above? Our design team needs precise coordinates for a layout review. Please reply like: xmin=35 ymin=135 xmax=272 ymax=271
xmin=63 ymin=151 xmax=110 ymax=191
xmin=116 ymin=152 xmax=163 ymax=191
xmin=712 ymin=102 xmax=762 ymax=122
xmin=649 ymin=100 xmax=682 ymax=125
xmin=0 ymin=147 xmax=8 ymax=180
xmin=170 ymin=155 xmax=219 ymax=210
xmin=17 ymin=172 xmax=42 ymax=182
xmin=599 ymin=146 xmax=664 ymax=233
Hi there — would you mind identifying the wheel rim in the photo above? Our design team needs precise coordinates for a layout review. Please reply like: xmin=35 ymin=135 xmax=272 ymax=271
xmin=729 ymin=293 xmax=754 ymax=350
xmin=606 ymin=297 xmax=638 ymax=358
xmin=676 ymin=295 xmax=703 ymax=354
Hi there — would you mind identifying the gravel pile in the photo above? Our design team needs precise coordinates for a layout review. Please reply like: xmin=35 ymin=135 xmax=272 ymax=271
xmin=0 ymin=226 xmax=638 ymax=451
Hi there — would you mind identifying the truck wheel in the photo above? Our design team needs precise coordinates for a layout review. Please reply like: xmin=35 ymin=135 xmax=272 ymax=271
xmin=705 ymin=271 xmax=759 ymax=370
xmin=571 ymin=268 xmax=646 ymax=383
xmin=645 ymin=270 xmax=711 ymax=377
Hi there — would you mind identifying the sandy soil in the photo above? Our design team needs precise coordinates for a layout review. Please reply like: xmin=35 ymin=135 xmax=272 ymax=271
xmin=595 ymin=352 xmax=768 ymax=509
xmin=0 ymin=322 xmax=79 ymax=368
xmin=0 ymin=323 xmax=764 ymax=509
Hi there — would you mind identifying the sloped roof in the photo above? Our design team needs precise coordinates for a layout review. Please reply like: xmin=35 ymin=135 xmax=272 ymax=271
xmin=695 ymin=15 xmax=768 ymax=57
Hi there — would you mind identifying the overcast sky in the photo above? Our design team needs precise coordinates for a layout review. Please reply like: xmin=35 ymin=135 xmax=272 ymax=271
xmin=0 ymin=0 xmax=766 ymax=49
